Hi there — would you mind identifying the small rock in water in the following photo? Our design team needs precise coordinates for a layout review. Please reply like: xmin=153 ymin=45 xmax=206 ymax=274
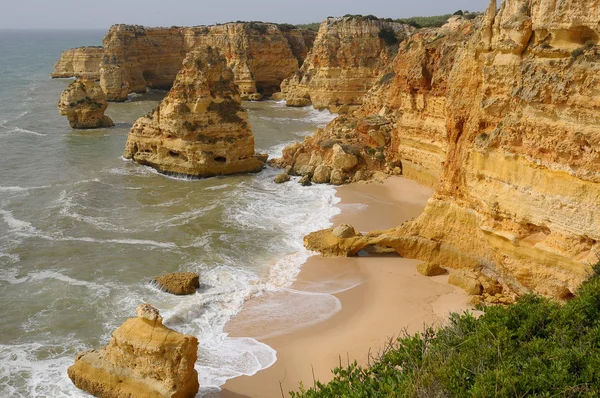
xmin=153 ymin=272 xmax=200 ymax=295
xmin=299 ymin=175 xmax=312 ymax=186
xmin=274 ymin=172 xmax=291 ymax=183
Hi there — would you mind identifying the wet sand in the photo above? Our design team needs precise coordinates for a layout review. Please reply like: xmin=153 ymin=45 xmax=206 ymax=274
xmin=217 ymin=177 xmax=471 ymax=397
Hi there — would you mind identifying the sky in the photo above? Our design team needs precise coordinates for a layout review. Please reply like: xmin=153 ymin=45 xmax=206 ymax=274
xmin=1 ymin=0 xmax=489 ymax=29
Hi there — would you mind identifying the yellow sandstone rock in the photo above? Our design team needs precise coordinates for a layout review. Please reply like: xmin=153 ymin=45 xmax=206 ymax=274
xmin=303 ymin=2 xmax=600 ymax=299
xmin=282 ymin=15 xmax=414 ymax=111
xmin=58 ymin=78 xmax=114 ymax=129
xmin=53 ymin=23 xmax=315 ymax=102
xmin=416 ymin=263 xmax=446 ymax=277
xmin=123 ymin=46 xmax=265 ymax=177
xmin=152 ymin=272 xmax=200 ymax=295
xmin=67 ymin=304 xmax=199 ymax=398
xmin=51 ymin=46 xmax=103 ymax=79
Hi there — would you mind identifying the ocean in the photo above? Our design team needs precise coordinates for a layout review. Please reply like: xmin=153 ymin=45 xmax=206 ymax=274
xmin=0 ymin=30 xmax=338 ymax=396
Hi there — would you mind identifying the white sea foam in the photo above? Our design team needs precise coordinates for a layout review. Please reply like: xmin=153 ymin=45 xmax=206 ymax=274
xmin=0 ymin=343 xmax=84 ymax=398
xmin=1 ymin=127 xmax=47 ymax=137
xmin=28 ymin=271 xmax=111 ymax=296
xmin=204 ymin=183 xmax=230 ymax=191
xmin=0 ymin=185 xmax=50 ymax=193
xmin=151 ymin=205 xmax=217 ymax=230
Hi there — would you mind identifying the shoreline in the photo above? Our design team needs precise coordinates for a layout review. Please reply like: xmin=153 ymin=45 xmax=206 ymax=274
xmin=215 ymin=176 xmax=472 ymax=397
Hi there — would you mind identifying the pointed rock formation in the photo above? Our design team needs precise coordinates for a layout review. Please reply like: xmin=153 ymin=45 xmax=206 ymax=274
xmin=68 ymin=304 xmax=199 ymax=398
xmin=123 ymin=46 xmax=265 ymax=177
xmin=58 ymin=78 xmax=114 ymax=129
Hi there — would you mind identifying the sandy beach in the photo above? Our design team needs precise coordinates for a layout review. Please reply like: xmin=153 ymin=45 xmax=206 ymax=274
xmin=217 ymin=176 xmax=471 ymax=397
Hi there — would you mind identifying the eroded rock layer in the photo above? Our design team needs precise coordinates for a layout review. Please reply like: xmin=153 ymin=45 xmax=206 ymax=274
xmin=306 ymin=1 xmax=600 ymax=299
xmin=272 ymin=17 xmax=474 ymax=186
xmin=123 ymin=46 xmax=265 ymax=177
xmin=51 ymin=46 xmax=103 ymax=78
xmin=282 ymin=16 xmax=414 ymax=111
xmin=53 ymin=23 xmax=316 ymax=101
xmin=58 ymin=78 xmax=114 ymax=129
xmin=68 ymin=304 xmax=199 ymax=398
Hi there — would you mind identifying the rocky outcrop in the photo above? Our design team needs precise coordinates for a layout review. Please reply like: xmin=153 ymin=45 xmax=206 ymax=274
xmin=123 ymin=46 xmax=265 ymax=177
xmin=54 ymin=23 xmax=316 ymax=101
xmin=52 ymin=47 xmax=103 ymax=78
xmin=272 ymin=17 xmax=474 ymax=186
xmin=58 ymin=78 xmax=114 ymax=129
xmin=282 ymin=16 xmax=414 ymax=112
xmin=305 ymin=1 xmax=600 ymax=300
xmin=153 ymin=272 xmax=200 ymax=295
xmin=68 ymin=304 xmax=199 ymax=398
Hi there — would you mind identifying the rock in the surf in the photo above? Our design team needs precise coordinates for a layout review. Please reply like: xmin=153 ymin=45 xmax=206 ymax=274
xmin=68 ymin=304 xmax=199 ymax=398
xmin=58 ymin=77 xmax=114 ymax=129
xmin=153 ymin=272 xmax=200 ymax=295
xmin=122 ymin=46 xmax=265 ymax=177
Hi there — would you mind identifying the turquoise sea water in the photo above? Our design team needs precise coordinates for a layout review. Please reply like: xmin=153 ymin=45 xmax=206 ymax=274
xmin=0 ymin=30 xmax=338 ymax=396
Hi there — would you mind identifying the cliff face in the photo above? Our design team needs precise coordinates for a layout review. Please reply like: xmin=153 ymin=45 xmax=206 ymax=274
xmin=272 ymin=18 xmax=474 ymax=186
xmin=53 ymin=23 xmax=315 ymax=102
xmin=282 ymin=16 xmax=414 ymax=112
xmin=52 ymin=47 xmax=104 ymax=79
xmin=68 ymin=304 xmax=199 ymax=398
xmin=123 ymin=46 xmax=265 ymax=177
xmin=306 ymin=1 xmax=600 ymax=299
xmin=57 ymin=78 xmax=114 ymax=129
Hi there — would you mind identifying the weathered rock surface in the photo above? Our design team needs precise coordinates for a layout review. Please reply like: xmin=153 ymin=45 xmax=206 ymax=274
xmin=58 ymin=78 xmax=114 ymax=129
xmin=52 ymin=46 xmax=103 ymax=79
xmin=123 ymin=46 xmax=265 ymax=177
xmin=274 ymin=172 xmax=291 ymax=183
xmin=53 ymin=23 xmax=316 ymax=102
xmin=416 ymin=262 xmax=446 ymax=277
xmin=304 ymin=1 xmax=600 ymax=299
xmin=68 ymin=304 xmax=199 ymax=398
xmin=273 ymin=17 xmax=474 ymax=187
xmin=153 ymin=272 xmax=200 ymax=295
xmin=282 ymin=16 xmax=414 ymax=112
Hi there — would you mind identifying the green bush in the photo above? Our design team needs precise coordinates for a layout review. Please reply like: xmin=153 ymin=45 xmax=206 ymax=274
xmin=292 ymin=261 xmax=600 ymax=397
xmin=378 ymin=27 xmax=398 ymax=47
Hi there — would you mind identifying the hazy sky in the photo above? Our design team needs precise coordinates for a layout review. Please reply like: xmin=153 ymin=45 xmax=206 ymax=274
xmin=2 ymin=0 xmax=489 ymax=29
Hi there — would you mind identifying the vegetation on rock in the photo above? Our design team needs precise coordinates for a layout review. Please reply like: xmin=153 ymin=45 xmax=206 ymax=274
xmin=292 ymin=261 xmax=600 ymax=397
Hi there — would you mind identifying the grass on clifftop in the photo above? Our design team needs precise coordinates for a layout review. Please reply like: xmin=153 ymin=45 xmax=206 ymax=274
xmin=291 ymin=261 xmax=600 ymax=397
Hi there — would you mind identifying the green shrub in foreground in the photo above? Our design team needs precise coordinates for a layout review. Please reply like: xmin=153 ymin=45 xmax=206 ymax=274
xmin=292 ymin=266 xmax=600 ymax=397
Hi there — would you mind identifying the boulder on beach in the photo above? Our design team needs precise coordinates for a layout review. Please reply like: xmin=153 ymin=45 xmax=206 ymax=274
xmin=68 ymin=304 xmax=199 ymax=398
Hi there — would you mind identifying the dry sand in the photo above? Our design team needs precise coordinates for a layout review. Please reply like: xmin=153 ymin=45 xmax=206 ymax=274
xmin=215 ymin=177 xmax=471 ymax=397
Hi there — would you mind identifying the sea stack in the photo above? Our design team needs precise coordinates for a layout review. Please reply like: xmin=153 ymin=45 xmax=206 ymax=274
xmin=123 ymin=46 xmax=266 ymax=177
xmin=57 ymin=77 xmax=114 ymax=129
xmin=67 ymin=304 xmax=199 ymax=397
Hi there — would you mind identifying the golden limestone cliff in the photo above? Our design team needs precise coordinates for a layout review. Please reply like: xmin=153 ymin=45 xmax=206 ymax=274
xmin=68 ymin=304 xmax=199 ymax=398
xmin=306 ymin=0 xmax=600 ymax=300
xmin=281 ymin=16 xmax=414 ymax=112
xmin=57 ymin=77 xmax=114 ymax=129
xmin=53 ymin=23 xmax=315 ymax=102
xmin=123 ymin=46 xmax=265 ymax=177
xmin=51 ymin=46 xmax=104 ymax=78
xmin=272 ymin=16 xmax=474 ymax=186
